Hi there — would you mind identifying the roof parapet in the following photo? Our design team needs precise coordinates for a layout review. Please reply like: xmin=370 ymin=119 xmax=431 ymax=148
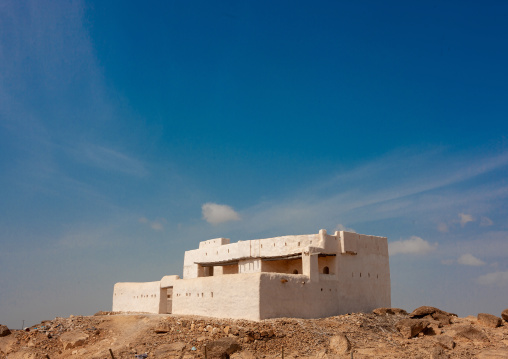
xmin=199 ymin=237 xmax=230 ymax=249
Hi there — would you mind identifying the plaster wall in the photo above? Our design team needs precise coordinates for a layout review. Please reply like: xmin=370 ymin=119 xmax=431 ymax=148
xmin=258 ymin=234 xmax=320 ymax=258
xmin=113 ymin=281 xmax=162 ymax=314
xmin=239 ymin=259 xmax=262 ymax=273
xmin=199 ymin=237 xmax=230 ymax=249
xmin=261 ymin=258 xmax=302 ymax=274
xmin=160 ymin=275 xmax=180 ymax=288
xmin=259 ymin=273 xmax=341 ymax=319
xmin=172 ymin=273 xmax=261 ymax=321
xmin=318 ymin=256 xmax=336 ymax=275
xmin=335 ymin=234 xmax=390 ymax=313
xmin=222 ymin=264 xmax=239 ymax=274
xmin=183 ymin=233 xmax=324 ymax=279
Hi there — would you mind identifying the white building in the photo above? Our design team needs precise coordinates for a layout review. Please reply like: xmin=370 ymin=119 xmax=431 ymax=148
xmin=113 ymin=230 xmax=391 ymax=321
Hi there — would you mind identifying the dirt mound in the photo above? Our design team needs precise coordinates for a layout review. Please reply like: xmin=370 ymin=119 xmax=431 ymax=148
xmin=0 ymin=307 xmax=507 ymax=358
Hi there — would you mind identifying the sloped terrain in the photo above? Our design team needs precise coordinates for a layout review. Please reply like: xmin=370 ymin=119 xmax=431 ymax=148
xmin=1 ymin=307 xmax=507 ymax=358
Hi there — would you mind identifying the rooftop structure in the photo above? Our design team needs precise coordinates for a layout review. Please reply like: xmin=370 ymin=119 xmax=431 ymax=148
xmin=113 ymin=229 xmax=391 ymax=320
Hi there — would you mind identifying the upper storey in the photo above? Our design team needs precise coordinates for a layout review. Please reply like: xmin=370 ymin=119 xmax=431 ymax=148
xmin=183 ymin=229 xmax=387 ymax=277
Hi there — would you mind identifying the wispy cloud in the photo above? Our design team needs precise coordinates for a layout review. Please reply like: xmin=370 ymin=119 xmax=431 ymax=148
xmin=335 ymin=224 xmax=356 ymax=233
xmin=457 ymin=253 xmax=485 ymax=266
xmin=458 ymin=213 xmax=474 ymax=227
xmin=76 ymin=144 xmax=148 ymax=177
xmin=57 ymin=224 xmax=117 ymax=249
xmin=139 ymin=217 xmax=166 ymax=231
xmin=437 ymin=223 xmax=449 ymax=233
xmin=389 ymin=236 xmax=437 ymax=256
xmin=480 ymin=216 xmax=493 ymax=226
xmin=202 ymin=203 xmax=241 ymax=225
xmin=476 ymin=271 xmax=508 ymax=287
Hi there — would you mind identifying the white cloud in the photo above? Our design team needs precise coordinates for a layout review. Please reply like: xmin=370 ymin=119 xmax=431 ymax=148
xmin=138 ymin=216 xmax=165 ymax=231
xmin=335 ymin=224 xmax=356 ymax=233
xmin=476 ymin=271 xmax=508 ymax=287
xmin=457 ymin=253 xmax=485 ymax=266
xmin=437 ymin=223 xmax=449 ymax=233
xmin=480 ymin=216 xmax=493 ymax=226
xmin=458 ymin=213 xmax=474 ymax=227
xmin=389 ymin=236 xmax=437 ymax=256
xmin=150 ymin=221 xmax=164 ymax=231
xmin=202 ymin=203 xmax=241 ymax=225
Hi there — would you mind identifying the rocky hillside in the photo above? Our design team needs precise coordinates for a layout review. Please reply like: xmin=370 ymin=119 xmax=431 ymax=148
xmin=1 ymin=307 xmax=507 ymax=358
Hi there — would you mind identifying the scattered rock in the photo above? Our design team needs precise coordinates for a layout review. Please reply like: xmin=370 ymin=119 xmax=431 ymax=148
xmin=0 ymin=325 xmax=11 ymax=337
xmin=478 ymin=313 xmax=502 ymax=328
xmin=434 ymin=335 xmax=455 ymax=350
xmin=230 ymin=351 xmax=257 ymax=359
xmin=205 ymin=337 xmax=241 ymax=358
xmin=59 ymin=330 xmax=89 ymax=350
xmin=432 ymin=312 xmax=451 ymax=326
xmin=430 ymin=345 xmax=449 ymax=359
xmin=477 ymin=349 xmax=508 ymax=358
xmin=409 ymin=306 xmax=450 ymax=318
xmin=154 ymin=342 xmax=186 ymax=358
xmin=154 ymin=323 xmax=171 ymax=333
xmin=4 ymin=349 xmax=45 ymax=359
xmin=329 ymin=333 xmax=351 ymax=354
xmin=396 ymin=319 xmax=430 ymax=339
xmin=373 ymin=307 xmax=394 ymax=315
xmin=453 ymin=325 xmax=489 ymax=342
xmin=501 ymin=308 xmax=508 ymax=322
xmin=242 ymin=334 xmax=254 ymax=343
xmin=3 ymin=310 xmax=508 ymax=358
xmin=391 ymin=308 xmax=408 ymax=315
xmin=259 ymin=329 xmax=274 ymax=338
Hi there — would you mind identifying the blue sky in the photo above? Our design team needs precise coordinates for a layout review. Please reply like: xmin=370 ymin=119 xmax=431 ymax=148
xmin=1 ymin=1 xmax=508 ymax=328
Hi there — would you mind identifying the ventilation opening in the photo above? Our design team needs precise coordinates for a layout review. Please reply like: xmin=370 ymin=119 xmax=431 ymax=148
xmin=293 ymin=269 xmax=299 ymax=274
xmin=323 ymin=266 xmax=329 ymax=274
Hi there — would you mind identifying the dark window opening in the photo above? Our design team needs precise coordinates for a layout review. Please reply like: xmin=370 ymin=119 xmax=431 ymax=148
xmin=323 ymin=266 xmax=329 ymax=274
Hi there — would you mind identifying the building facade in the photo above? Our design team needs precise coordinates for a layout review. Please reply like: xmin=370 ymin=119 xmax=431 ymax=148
xmin=113 ymin=229 xmax=391 ymax=320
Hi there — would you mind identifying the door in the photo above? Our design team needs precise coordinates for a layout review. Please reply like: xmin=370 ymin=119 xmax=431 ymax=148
xmin=166 ymin=287 xmax=173 ymax=314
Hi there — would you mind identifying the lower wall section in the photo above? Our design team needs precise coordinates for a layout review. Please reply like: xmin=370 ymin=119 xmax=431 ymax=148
xmin=113 ymin=281 xmax=162 ymax=314
xmin=112 ymin=267 xmax=390 ymax=320
xmin=172 ymin=273 xmax=261 ymax=321
xmin=258 ymin=272 xmax=391 ymax=320
xmin=259 ymin=273 xmax=342 ymax=319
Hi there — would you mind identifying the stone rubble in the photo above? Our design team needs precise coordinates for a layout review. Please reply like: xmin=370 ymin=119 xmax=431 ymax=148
xmin=0 ymin=306 xmax=506 ymax=358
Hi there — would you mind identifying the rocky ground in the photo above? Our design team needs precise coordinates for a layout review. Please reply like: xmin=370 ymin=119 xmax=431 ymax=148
xmin=1 ymin=307 xmax=507 ymax=358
